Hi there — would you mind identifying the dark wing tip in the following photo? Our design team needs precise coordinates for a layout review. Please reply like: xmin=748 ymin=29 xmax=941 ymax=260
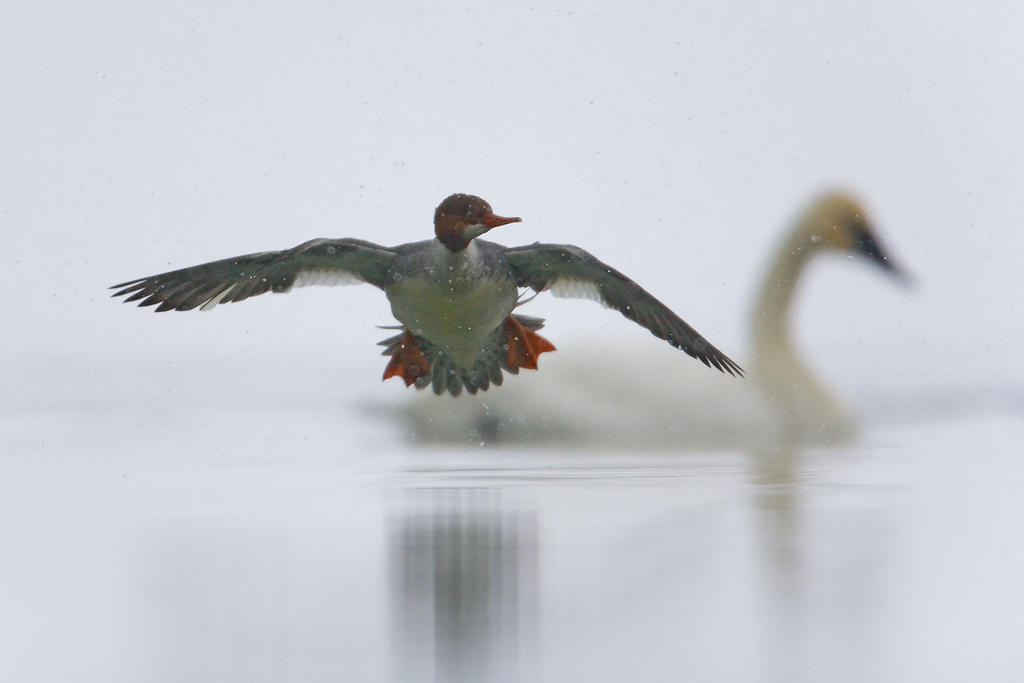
xmin=110 ymin=277 xmax=147 ymax=290
xmin=684 ymin=338 xmax=744 ymax=378
xmin=712 ymin=353 xmax=745 ymax=377
xmin=109 ymin=276 xmax=175 ymax=311
xmin=110 ymin=279 xmax=145 ymax=297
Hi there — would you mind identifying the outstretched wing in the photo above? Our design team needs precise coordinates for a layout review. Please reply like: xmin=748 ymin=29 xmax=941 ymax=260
xmin=504 ymin=243 xmax=743 ymax=376
xmin=111 ymin=238 xmax=396 ymax=312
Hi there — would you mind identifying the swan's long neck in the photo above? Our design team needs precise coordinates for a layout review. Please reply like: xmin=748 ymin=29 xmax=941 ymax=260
xmin=750 ymin=228 xmax=813 ymax=357
xmin=749 ymin=224 xmax=854 ymax=439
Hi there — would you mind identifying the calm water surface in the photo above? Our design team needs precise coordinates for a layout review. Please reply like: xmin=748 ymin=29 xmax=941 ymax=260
xmin=1 ymin=389 xmax=1022 ymax=682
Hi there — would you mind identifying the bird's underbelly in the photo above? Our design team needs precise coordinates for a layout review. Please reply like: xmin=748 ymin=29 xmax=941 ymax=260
xmin=385 ymin=277 xmax=518 ymax=365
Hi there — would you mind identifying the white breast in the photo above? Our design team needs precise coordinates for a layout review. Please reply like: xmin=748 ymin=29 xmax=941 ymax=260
xmin=384 ymin=242 xmax=518 ymax=367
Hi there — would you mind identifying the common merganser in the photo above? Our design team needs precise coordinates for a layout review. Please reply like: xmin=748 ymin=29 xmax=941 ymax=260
xmin=111 ymin=193 xmax=742 ymax=396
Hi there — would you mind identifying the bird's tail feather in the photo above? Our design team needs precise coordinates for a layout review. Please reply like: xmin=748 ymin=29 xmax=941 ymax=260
xmin=377 ymin=315 xmax=552 ymax=396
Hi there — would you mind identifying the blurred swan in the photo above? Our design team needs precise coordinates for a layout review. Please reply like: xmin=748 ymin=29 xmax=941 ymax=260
xmin=392 ymin=192 xmax=905 ymax=449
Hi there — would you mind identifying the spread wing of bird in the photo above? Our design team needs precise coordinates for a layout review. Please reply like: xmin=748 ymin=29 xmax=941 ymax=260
xmin=504 ymin=243 xmax=743 ymax=376
xmin=111 ymin=238 xmax=397 ymax=312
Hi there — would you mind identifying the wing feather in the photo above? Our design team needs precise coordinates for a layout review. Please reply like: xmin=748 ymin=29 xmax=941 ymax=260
xmin=111 ymin=238 xmax=396 ymax=312
xmin=504 ymin=243 xmax=743 ymax=376
xmin=549 ymin=277 xmax=604 ymax=303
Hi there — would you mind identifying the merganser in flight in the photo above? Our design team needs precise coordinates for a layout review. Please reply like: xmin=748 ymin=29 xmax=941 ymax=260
xmin=111 ymin=193 xmax=743 ymax=395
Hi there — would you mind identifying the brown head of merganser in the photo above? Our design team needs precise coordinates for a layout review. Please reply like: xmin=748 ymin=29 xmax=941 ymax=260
xmin=433 ymin=193 xmax=522 ymax=252
xmin=112 ymin=193 xmax=743 ymax=396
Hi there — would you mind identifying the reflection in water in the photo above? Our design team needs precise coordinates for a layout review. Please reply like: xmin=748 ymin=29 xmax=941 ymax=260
xmin=747 ymin=443 xmax=896 ymax=683
xmin=388 ymin=487 xmax=537 ymax=683
xmin=122 ymin=442 xmax=904 ymax=682
xmin=750 ymin=446 xmax=803 ymax=683
xmin=751 ymin=447 xmax=801 ymax=599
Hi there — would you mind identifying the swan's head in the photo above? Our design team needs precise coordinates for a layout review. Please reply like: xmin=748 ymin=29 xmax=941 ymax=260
xmin=803 ymin=193 xmax=906 ymax=280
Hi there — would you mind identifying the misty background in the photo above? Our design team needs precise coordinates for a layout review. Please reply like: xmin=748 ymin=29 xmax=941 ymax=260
xmin=2 ymin=2 xmax=1022 ymax=682
xmin=4 ymin=1 xmax=1022 ymax=399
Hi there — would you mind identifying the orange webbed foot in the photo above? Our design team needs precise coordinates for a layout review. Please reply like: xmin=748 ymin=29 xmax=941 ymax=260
xmin=504 ymin=316 xmax=556 ymax=371
xmin=383 ymin=330 xmax=431 ymax=386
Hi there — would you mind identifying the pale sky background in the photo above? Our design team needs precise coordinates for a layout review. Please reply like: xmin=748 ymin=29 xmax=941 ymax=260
xmin=2 ymin=0 xmax=1021 ymax=407
xmin=3 ymin=4 xmax=1024 ymax=681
